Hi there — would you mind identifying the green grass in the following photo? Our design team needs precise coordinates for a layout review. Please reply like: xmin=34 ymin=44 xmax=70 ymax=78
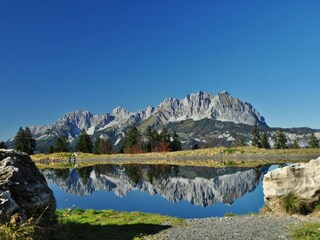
xmin=291 ymin=223 xmax=320 ymax=240
xmin=281 ymin=192 xmax=312 ymax=214
xmin=55 ymin=209 xmax=181 ymax=240
xmin=0 ymin=209 xmax=181 ymax=240
xmin=314 ymin=202 xmax=320 ymax=211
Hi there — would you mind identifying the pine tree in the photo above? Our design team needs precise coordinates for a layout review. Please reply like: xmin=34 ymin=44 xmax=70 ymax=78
xmin=251 ymin=123 xmax=261 ymax=148
xmin=14 ymin=127 xmax=36 ymax=154
xmin=158 ymin=127 xmax=171 ymax=152
xmin=54 ymin=136 xmax=69 ymax=152
xmin=145 ymin=126 xmax=160 ymax=152
xmin=169 ymin=131 xmax=182 ymax=151
xmin=24 ymin=127 xmax=36 ymax=154
xmin=48 ymin=145 xmax=55 ymax=154
xmin=192 ymin=143 xmax=199 ymax=150
xmin=14 ymin=127 xmax=25 ymax=152
xmin=261 ymin=133 xmax=270 ymax=149
xmin=94 ymin=138 xmax=113 ymax=154
xmin=0 ymin=141 xmax=7 ymax=149
xmin=308 ymin=133 xmax=319 ymax=148
xmin=233 ymin=134 xmax=245 ymax=147
xmin=159 ymin=127 xmax=170 ymax=143
xmin=122 ymin=126 xmax=143 ymax=153
xmin=292 ymin=138 xmax=300 ymax=149
xmin=76 ymin=129 xmax=93 ymax=153
xmin=275 ymin=129 xmax=287 ymax=149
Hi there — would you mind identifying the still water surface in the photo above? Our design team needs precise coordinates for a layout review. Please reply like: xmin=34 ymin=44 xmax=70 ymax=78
xmin=42 ymin=164 xmax=281 ymax=218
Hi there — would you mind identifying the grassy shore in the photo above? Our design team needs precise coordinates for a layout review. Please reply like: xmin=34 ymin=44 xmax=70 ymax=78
xmin=1 ymin=209 xmax=319 ymax=240
xmin=32 ymin=147 xmax=320 ymax=169
xmin=32 ymin=147 xmax=320 ymax=160
xmin=0 ymin=209 xmax=182 ymax=240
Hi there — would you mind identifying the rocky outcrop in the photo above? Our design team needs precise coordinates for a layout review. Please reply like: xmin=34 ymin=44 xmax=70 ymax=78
xmin=0 ymin=149 xmax=56 ymax=223
xmin=263 ymin=157 xmax=320 ymax=215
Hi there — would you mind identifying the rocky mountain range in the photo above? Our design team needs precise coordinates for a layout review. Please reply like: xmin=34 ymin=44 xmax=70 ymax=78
xmin=7 ymin=91 xmax=320 ymax=151
xmin=41 ymin=164 xmax=270 ymax=207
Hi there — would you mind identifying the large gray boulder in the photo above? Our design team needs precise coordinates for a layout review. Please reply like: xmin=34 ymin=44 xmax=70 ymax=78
xmin=0 ymin=149 xmax=56 ymax=223
xmin=263 ymin=157 xmax=320 ymax=215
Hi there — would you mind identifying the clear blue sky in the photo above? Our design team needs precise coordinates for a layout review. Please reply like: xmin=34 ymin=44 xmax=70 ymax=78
xmin=1 ymin=0 xmax=320 ymax=141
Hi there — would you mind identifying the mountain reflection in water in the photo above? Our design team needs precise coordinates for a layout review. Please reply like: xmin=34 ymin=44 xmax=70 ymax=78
xmin=42 ymin=164 xmax=270 ymax=207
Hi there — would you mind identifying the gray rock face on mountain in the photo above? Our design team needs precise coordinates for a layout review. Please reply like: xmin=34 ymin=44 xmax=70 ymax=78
xmin=10 ymin=91 xmax=269 ymax=149
xmin=42 ymin=165 xmax=265 ymax=207
xmin=154 ymin=91 xmax=265 ymax=125
xmin=263 ymin=157 xmax=320 ymax=215
xmin=6 ymin=91 xmax=319 ymax=150
xmin=0 ymin=149 xmax=56 ymax=223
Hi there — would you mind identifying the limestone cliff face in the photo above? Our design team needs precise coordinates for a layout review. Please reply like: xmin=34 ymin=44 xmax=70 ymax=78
xmin=263 ymin=157 xmax=320 ymax=214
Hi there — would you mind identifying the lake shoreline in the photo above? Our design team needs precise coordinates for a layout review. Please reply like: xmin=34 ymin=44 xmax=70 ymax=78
xmin=33 ymin=152 xmax=320 ymax=169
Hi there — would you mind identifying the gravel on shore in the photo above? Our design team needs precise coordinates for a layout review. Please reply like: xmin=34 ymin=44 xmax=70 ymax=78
xmin=149 ymin=215 xmax=301 ymax=240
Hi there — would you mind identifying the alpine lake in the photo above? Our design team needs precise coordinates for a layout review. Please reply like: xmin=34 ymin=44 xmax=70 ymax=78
xmin=41 ymin=161 xmax=288 ymax=219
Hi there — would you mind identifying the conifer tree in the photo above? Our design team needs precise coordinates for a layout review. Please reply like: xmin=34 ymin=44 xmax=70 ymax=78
xmin=192 ymin=143 xmax=199 ymax=150
xmin=14 ymin=127 xmax=26 ymax=152
xmin=159 ymin=127 xmax=170 ymax=143
xmin=292 ymin=138 xmax=300 ymax=149
xmin=24 ymin=127 xmax=36 ymax=154
xmin=76 ymin=129 xmax=93 ymax=153
xmin=14 ymin=127 xmax=36 ymax=154
xmin=145 ymin=126 xmax=160 ymax=152
xmin=122 ymin=126 xmax=142 ymax=153
xmin=169 ymin=131 xmax=182 ymax=151
xmin=308 ymin=133 xmax=319 ymax=148
xmin=158 ymin=127 xmax=171 ymax=152
xmin=0 ymin=141 xmax=7 ymax=149
xmin=261 ymin=133 xmax=270 ymax=149
xmin=233 ymin=134 xmax=245 ymax=147
xmin=54 ymin=136 xmax=69 ymax=152
xmin=48 ymin=145 xmax=55 ymax=154
xmin=94 ymin=138 xmax=113 ymax=154
xmin=275 ymin=129 xmax=287 ymax=149
xmin=251 ymin=123 xmax=261 ymax=148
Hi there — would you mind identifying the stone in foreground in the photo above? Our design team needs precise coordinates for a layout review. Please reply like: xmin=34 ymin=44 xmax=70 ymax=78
xmin=263 ymin=157 xmax=320 ymax=215
xmin=0 ymin=149 xmax=56 ymax=223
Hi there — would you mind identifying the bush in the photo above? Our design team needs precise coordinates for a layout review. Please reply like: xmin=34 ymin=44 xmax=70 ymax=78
xmin=281 ymin=192 xmax=312 ymax=214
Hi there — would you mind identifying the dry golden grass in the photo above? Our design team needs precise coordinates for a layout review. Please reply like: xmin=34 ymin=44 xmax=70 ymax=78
xmin=32 ymin=147 xmax=320 ymax=161
xmin=32 ymin=147 xmax=320 ymax=169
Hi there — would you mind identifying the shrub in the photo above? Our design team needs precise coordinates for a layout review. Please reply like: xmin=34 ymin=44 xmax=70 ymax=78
xmin=281 ymin=192 xmax=312 ymax=214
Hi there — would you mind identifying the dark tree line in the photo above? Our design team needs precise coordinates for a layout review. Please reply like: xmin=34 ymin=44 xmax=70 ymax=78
xmin=122 ymin=126 xmax=182 ymax=154
xmin=251 ymin=124 xmax=281 ymax=149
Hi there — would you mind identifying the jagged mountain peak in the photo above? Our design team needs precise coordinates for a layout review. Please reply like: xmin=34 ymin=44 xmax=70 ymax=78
xmin=112 ymin=106 xmax=130 ymax=119
xmin=153 ymin=91 xmax=266 ymax=125
xmin=12 ymin=91 xmax=273 ymax=151
xmin=218 ymin=90 xmax=230 ymax=95
xmin=59 ymin=110 xmax=92 ymax=121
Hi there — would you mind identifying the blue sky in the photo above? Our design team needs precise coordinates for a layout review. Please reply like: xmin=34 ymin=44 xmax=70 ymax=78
xmin=1 ymin=1 xmax=320 ymax=141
